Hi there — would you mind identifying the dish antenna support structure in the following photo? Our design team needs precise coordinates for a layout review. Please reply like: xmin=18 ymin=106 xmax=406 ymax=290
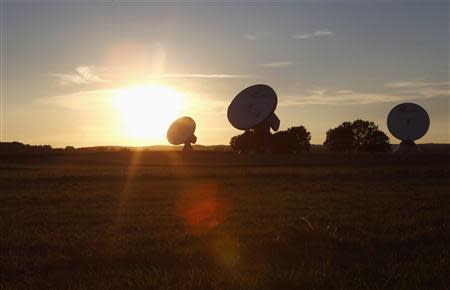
xmin=387 ymin=102 xmax=430 ymax=153
xmin=167 ymin=116 xmax=197 ymax=151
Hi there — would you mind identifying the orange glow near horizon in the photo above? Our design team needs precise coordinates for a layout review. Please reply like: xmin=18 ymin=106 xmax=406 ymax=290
xmin=113 ymin=84 xmax=184 ymax=145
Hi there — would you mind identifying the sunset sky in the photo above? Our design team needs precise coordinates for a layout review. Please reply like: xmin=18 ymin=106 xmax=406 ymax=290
xmin=1 ymin=1 xmax=449 ymax=147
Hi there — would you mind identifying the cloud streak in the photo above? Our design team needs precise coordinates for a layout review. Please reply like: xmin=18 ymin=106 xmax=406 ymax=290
xmin=280 ymin=90 xmax=408 ymax=106
xmin=279 ymin=80 xmax=449 ymax=106
xmin=38 ymin=88 xmax=116 ymax=110
xmin=262 ymin=61 xmax=292 ymax=68
xmin=50 ymin=66 xmax=106 ymax=86
xmin=384 ymin=79 xmax=449 ymax=98
xmin=293 ymin=29 xmax=334 ymax=40
xmin=244 ymin=34 xmax=257 ymax=41
xmin=51 ymin=65 xmax=255 ymax=87
xmin=159 ymin=73 xmax=256 ymax=79
xmin=39 ymin=87 xmax=229 ymax=114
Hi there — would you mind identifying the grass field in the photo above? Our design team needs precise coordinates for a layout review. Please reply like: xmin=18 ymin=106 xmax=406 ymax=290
xmin=1 ymin=151 xmax=449 ymax=289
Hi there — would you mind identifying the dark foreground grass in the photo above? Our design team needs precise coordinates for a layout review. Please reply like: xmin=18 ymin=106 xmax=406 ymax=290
xmin=1 ymin=152 xmax=449 ymax=289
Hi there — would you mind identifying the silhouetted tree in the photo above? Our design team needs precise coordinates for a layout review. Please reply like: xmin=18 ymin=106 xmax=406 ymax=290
xmin=286 ymin=126 xmax=311 ymax=152
xmin=0 ymin=142 xmax=53 ymax=154
xmin=323 ymin=122 xmax=354 ymax=152
xmin=271 ymin=131 xmax=296 ymax=153
xmin=230 ymin=129 xmax=272 ymax=153
xmin=230 ymin=130 xmax=254 ymax=153
xmin=324 ymin=120 xmax=390 ymax=152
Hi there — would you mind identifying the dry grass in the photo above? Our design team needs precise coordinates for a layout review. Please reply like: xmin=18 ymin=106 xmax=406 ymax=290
xmin=1 ymin=151 xmax=449 ymax=289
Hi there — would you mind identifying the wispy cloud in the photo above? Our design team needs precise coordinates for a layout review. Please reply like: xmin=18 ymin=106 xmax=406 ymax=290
xmin=244 ymin=34 xmax=257 ymax=41
xmin=279 ymin=90 xmax=407 ymax=106
xmin=50 ymin=66 xmax=106 ymax=86
xmin=159 ymin=73 xmax=255 ymax=79
xmin=279 ymin=80 xmax=449 ymax=106
xmin=293 ymin=29 xmax=334 ymax=40
xmin=39 ymin=86 xmax=229 ymax=115
xmin=385 ymin=79 xmax=449 ymax=89
xmin=262 ymin=61 xmax=292 ymax=68
xmin=38 ymin=88 xmax=116 ymax=110
xmin=50 ymin=66 xmax=255 ymax=86
xmin=384 ymin=79 xmax=449 ymax=98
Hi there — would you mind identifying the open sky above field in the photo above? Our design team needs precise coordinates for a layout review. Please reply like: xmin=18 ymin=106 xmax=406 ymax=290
xmin=1 ymin=0 xmax=449 ymax=147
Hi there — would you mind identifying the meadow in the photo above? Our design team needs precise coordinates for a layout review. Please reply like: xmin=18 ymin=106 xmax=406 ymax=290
xmin=1 ymin=151 xmax=449 ymax=290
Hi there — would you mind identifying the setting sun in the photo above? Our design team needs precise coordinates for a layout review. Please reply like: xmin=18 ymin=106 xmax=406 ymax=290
xmin=113 ymin=85 xmax=184 ymax=144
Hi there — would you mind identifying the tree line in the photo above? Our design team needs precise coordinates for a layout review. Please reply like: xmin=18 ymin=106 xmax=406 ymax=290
xmin=1 ymin=119 xmax=391 ymax=154
xmin=0 ymin=142 xmax=76 ymax=154
xmin=230 ymin=119 xmax=390 ymax=153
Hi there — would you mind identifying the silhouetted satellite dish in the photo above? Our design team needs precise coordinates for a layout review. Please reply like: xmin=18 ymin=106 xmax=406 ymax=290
xmin=167 ymin=116 xmax=197 ymax=151
xmin=387 ymin=102 xmax=430 ymax=153
xmin=227 ymin=84 xmax=280 ymax=131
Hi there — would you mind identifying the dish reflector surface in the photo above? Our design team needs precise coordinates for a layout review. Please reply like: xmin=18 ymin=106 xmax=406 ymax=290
xmin=387 ymin=103 xmax=429 ymax=141
xmin=167 ymin=116 xmax=196 ymax=145
xmin=227 ymin=84 xmax=277 ymax=130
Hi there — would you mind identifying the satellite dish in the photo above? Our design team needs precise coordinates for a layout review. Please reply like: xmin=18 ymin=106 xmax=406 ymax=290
xmin=167 ymin=116 xmax=197 ymax=151
xmin=227 ymin=84 xmax=280 ymax=131
xmin=387 ymin=102 xmax=430 ymax=153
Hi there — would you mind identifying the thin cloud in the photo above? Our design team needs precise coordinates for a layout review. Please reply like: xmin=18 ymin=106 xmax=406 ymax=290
xmin=293 ymin=29 xmax=334 ymax=40
xmin=384 ymin=79 xmax=449 ymax=98
xmin=385 ymin=79 xmax=449 ymax=89
xmin=159 ymin=73 xmax=256 ymax=79
xmin=280 ymin=90 xmax=411 ymax=106
xmin=262 ymin=61 xmax=292 ymax=68
xmin=50 ymin=66 xmax=106 ymax=86
xmin=39 ymin=87 xmax=229 ymax=114
xmin=279 ymin=80 xmax=449 ymax=106
xmin=38 ymin=88 xmax=116 ymax=110
xmin=244 ymin=34 xmax=257 ymax=41
xmin=51 ymin=65 xmax=254 ymax=85
xmin=313 ymin=30 xmax=334 ymax=37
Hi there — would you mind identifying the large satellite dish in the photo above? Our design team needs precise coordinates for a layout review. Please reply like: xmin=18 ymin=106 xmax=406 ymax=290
xmin=387 ymin=102 xmax=430 ymax=153
xmin=167 ymin=116 xmax=197 ymax=151
xmin=227 ymin=84 xmax=280 ymax=131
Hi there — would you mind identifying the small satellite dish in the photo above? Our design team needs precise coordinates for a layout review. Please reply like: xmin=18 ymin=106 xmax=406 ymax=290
xmin=167 ymin=116 xmax=197 ymax=151
xmin=387 ymin=102 xmax=430 ymax=153
xmin=227 ymin=84 xmax=280 ymax=131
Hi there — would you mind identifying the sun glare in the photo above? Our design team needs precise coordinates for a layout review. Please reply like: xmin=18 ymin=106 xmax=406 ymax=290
xmin=113 ymin=85 xmax=184 ymax=144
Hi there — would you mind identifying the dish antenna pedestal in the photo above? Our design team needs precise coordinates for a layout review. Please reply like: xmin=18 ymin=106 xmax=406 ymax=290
xmin=182 ymin=135 xmax=197 ymax=152
xmin=167 ymin=117 xmax=197 ymax=152
xmin=393 ymin=140 xmax=421 ymax=153
xmin=387 ymin=103 xmax=429 ymax=154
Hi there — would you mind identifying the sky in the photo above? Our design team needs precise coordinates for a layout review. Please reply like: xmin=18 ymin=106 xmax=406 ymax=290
xmin=1 ymin=0 xmax=449 ymax=147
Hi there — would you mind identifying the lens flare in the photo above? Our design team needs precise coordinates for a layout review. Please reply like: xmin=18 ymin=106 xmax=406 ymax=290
xmin=176 ymin=181 xmax=229 ymax=235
